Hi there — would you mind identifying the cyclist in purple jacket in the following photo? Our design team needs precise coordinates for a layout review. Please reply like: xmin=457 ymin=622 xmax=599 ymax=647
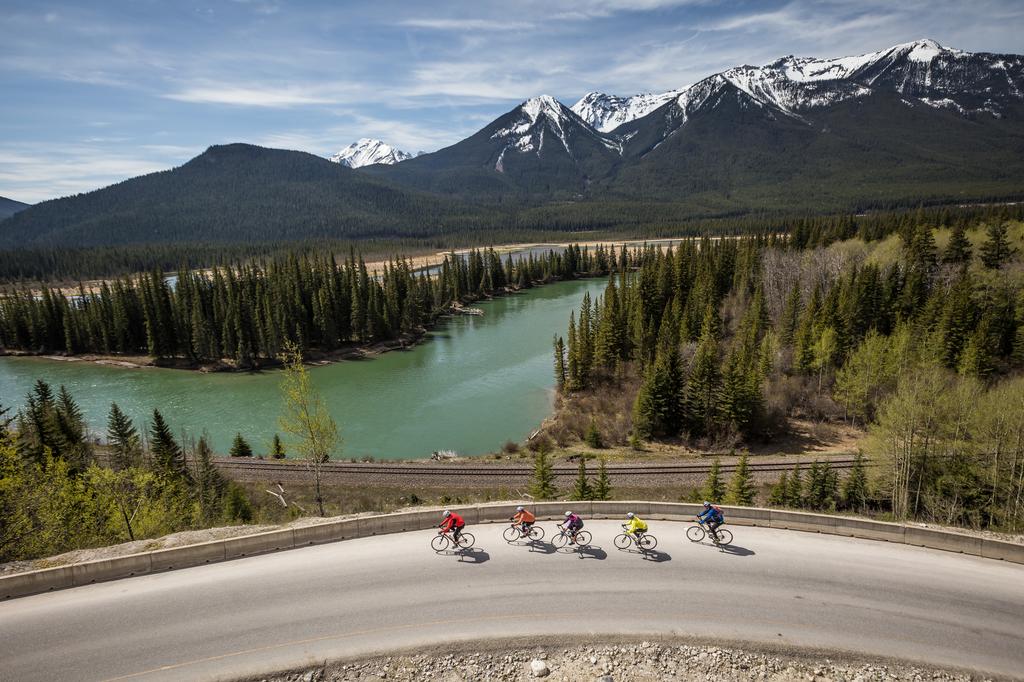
xmin=562 ymin=511 xmax=584 ymax=544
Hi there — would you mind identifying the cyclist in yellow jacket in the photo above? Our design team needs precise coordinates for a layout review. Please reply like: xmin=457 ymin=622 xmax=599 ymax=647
xmin=622 ymin=512 xmax=648 ymax=541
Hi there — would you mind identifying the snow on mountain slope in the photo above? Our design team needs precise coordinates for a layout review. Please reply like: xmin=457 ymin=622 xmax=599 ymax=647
xmin=580 ymin=39 xmax=1023 ymax=138
xmin=571 ymin=91 xmax=681 ymax=132
xmin=488 ymin=95 xmax=622 ymax=172
xmin=330 ymin=139 xmax=414 ymax=168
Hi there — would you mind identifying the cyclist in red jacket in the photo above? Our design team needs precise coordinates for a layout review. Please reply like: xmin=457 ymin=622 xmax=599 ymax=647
xmin=439 ymin=510 xmax=465 ymax=544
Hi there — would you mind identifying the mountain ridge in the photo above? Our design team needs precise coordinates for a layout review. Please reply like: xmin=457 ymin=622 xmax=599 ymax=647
xmin=0 ymin=196 xmax=30 ymax=221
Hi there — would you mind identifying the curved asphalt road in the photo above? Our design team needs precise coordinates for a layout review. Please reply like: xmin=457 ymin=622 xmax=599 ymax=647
xmin=1 ymin=521 xmax=1022 ymax=681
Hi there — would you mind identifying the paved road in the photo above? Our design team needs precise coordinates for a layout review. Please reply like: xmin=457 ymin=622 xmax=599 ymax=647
xmin=2 ymin=521 xmax=1022 ymax=681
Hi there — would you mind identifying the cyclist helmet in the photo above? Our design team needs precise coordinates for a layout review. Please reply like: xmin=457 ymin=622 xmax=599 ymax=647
xmin=564 ymin=511 xmax=573 ymax=517
xmin=443 ymin=510 xmax=451 ymax=517
xmin=515 ymin=506 xmax=524 ymax=512
xmin=703 ymin=501 xmax=711 ymax=508
xmin=626 ymin=512 xmax=635 ymax=519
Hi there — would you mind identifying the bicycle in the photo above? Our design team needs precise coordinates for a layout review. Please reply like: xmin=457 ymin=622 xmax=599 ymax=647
xmin=685 ymin=518 xmax=732 ymax=546
xmin=551 ymin=526 xmax=591 ymax=549
xmin=503 ymin=523 xmax=545 ymax=543
xmin=614 ymin=527 xmax=658 ymax=551
xmin=431 ymin=528 xmax=475 ymax=551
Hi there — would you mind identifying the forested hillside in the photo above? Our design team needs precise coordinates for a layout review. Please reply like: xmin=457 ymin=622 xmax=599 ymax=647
xmin=552 ymin=210 xmax=1024 ymax=531
xmin=0 ymin=144 xmax=485 ymax=250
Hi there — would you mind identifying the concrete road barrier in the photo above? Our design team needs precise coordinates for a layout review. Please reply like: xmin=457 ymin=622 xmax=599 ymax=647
xmin=72 ymin=554 xmax=152 ymax=585
xmin=3 ymin=501 xmax=1022 ymax=601
xmin=0 ymin=566 xmax=74 ymax=600
xmin=905 ymin=527 xmax=983 ymax=555
xmin=591 ymin=501 xmax=650 ymax=518
xmin=981 ymin=538 xmax=1024 ymax=563
xmin=151 ymin=540 xmax=227 ymax=571
xmin=769 ymin=509 xmax=837 ymax=533
xmin=223 ymin=529 xmax=295 ymax=559
xmin=833 ymin=516 xmax=906 ymax=543
xmin=292 ymin=519 xmax=359 ymax=546
xmin=725 ymin=506 xmax=772 ymax=527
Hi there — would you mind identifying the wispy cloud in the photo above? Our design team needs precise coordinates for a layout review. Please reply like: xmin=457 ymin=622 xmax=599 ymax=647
xmin=0 ymin=143 xmax=199 ymax=204
xmin=400 ymin=18 xmax=534 ymax=31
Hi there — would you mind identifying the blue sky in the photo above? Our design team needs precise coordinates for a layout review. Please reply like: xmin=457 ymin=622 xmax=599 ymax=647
xmin=2 ymin=0 xmax=1022 ymax=203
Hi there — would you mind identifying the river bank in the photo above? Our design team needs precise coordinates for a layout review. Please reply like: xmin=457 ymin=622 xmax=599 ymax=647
xmin=0 ymin=330 xmax=428 ymax=372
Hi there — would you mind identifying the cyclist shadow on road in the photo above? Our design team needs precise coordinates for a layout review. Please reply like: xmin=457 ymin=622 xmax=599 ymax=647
xmin=571 ymin=544 xmax=607 ymax=560
xmin=641 ymin=549 xmax=672 ymax=563
xmin=693 ymin=541 xmax=755 ymax=557
xmin=454 ymin=547 xmax=490 ymax=564
xmin=617 ymin=547 xmax=672 ymax=562
xmin=526 ymin=540 xmax=558 ymax=555
xmin=717 ymin=543 xmax=755 ymax=557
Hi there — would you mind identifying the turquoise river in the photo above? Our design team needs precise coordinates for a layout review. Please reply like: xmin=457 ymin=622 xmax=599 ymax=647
xmin=0 ymin=278 xmax=607 ymax=460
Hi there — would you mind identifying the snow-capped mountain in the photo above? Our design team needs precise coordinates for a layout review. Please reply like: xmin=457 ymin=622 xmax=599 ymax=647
xmin=571 ymin=91 xmax=682 ymax=133
xmin=488 ymin=95 xmax=620 ymax=172
xmin=330 ymin=138 xmax=414 ymax=168
xmin=575 ymin=39 xmax=1023 ymax=134
xmin=354 ymin=38 xmax=1024 ymax=204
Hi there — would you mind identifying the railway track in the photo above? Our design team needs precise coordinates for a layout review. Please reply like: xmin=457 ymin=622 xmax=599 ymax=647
xmin=213 ymin=455 xmax=867 ymax=479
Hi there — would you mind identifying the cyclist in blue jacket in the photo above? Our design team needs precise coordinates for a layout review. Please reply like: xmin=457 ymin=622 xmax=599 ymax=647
xmin=698 ymin=501 xmax=725 ymax=540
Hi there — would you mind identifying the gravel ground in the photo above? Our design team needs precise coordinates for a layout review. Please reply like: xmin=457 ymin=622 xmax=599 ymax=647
xmin=247 ymin=640 xmax=999 ymax=682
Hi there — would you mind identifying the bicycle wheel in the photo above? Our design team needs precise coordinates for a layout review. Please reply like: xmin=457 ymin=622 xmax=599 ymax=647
xmin=575 ymin=530 xmax=592 ymax=546
xmin=639 ymin=534 xmax=658 ymax=551
xmin=714 ymin=528 xmax=733 ymax=546
xmin=551 ymin=532 xmax=568 ymax=549
xmin=685 ymin=526 xmax=705 ymax=543
xmin=503 ymin=526 xmax=520 ymax=543
xmin=430 ymin=534 xmax=449 ymax=552
xmin=456 ymin=532 xmax=475 ymax=549
xmin=528 ymin=525 xmax=545 ymax=541
xmin=613 ymin=533 xmax=632 ymax=550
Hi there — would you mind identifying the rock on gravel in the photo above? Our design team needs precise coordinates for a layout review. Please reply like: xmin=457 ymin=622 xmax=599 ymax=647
xmin=248 ymin=641 xmax=992 ymax=682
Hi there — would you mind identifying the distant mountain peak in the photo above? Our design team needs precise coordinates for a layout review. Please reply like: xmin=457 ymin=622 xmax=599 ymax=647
xmin=330 ymin=138 xmax=414 ymax=168
xmin=571 ymin=90 xmax=682 ymax=132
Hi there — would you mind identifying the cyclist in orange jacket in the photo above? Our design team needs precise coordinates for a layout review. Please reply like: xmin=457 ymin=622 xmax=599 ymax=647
xmin=439 ymin=510 xmax=465 ymax=543
xmin=510 ymin=505 xmax=535 ymax=537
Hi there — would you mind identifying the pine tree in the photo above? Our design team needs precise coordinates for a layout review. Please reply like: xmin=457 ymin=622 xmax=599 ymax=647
xmin=768 ymin=472 xmax=789 ymax=506
xmin=194 ymin=435 xmax=224 ymax=524
xmin=553 ymin=335 xmax=567 ymax=391
xmin=785 ymin=464 xmax=804 ymax=507
xmin=593 ymin=458 xmax=612 ymax=501
xmin=0 ymin=403 xmax=12 ymax=439
xmin=229 ymin=432 xmax=253 ymax=457
xmin=570 ymin=458 xmax=593 ymax=501
xmin=223 ymin=483 xmax=254 ymax=523
xmin=584 ymin=418 xmax=604 ymax=448
xmin=700 ymin=457 xmax=725 ymax=503
xmin=805 ymin=460 xmax=839 ymax=510
xmin=271 ymin=433 xmax=286 ymax=459
xmin=686 ymin=308 xmax=721 ymax=437
xmin=150 ymin=409 xmax=189 ymax=482
xmin=632 ymin=346 xmax=683 ymax=439
xmin=943 ymin=223 xmax=972 ymax=265
xmin=107 ymin=402 xmax=141 ymax=470
xmin=979 ymin=222 xmax=1014 ymax=269
xmin=841 ymin=452 xmax=869 ymax=512
xmin=54 ymin=385 xmax=91 ymax=474
xmin=725 ymin=452 xmax=755 ymax=505
xmin=528 ymin=444 xmax=557 ymax=500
